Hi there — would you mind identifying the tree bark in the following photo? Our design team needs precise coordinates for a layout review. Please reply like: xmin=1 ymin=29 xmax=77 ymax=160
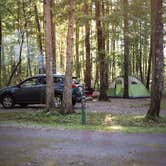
xmin=146 ymin=35 xmax=152 ymax=90
xmin=1 ymin=38 xmax=6 ymax=86
xmin=146 ymin=0 xmax=164 ymax=120
xmin=51 ymin=0 xmax=56 ymax=73
xmin=17 ymin=0 xmax=22 ymax=80
xmin=75 ymin=24 xmax=80 ymax=79
xmin=146 ymin=12 xmax=153 ymax=90
xmin=61 ymin=0 xmax=75 ymax=114
xmin=43 ymin=0 xmax=55 ymax=112
xmin=26 ymin=31 xmax=32 ymax=77
xmin=123 ymin=0 xmax=129 ymax=98
xmin=95 ymin=0 xmax=108 ymax=101
xmin=0 ymin=16 xmax=2 ymax=87
xmin=81 ymin=27 xmax=85 ymax=80
xmin=34 ymin=5 xmax=45 ymax=74
xmin=59 ymin=41 xmax=64 ymax=71
xmin=139 ymin=22 xmax=144 ymax=83
xmin=22 ymin=1 xmax=32 ymax=77
xmin=7 ymin=32 xmax=24 ymax=86
xmin=102 ymin=1 xmax=109 ymax=90
xmin=111 ymin=33 xmax=116 ymax=80
xmin=84 ymin=0 xmax=91 ymax=90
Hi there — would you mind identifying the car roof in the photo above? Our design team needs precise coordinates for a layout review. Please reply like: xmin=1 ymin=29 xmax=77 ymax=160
xmin=34 ymin=74 xmax=64 ymax=78
xmin=33 ymin=74 xmax=77 ymax=79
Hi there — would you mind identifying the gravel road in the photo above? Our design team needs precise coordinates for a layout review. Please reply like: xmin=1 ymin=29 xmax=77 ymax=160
xmin=0 ymin=126 xmax=166 ymax=166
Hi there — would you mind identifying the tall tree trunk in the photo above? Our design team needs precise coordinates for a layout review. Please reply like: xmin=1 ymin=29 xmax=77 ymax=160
xmin=1 ymin=39 xmax=6 ymax=85
xmin=7 ymin=32 xmax=24 ymax=86
xmin=59 ymin=41 xmax=64 ymax=71
xmin=75 ymin=24 xmax=80 ymax=79
xmin=17 ymin=0 xmax=22 ymax=80
xmin=123 ymin=0 xmax=129 ymax=98
xmin=43 ymin=0 xmax=55 ymax=112
xmin=95 ymin=0 xmax=108 ymax=101
xmin=22 ymin=1 xmax=32 ymax=77
xmin=61 ymin=0 xmax=75 ymax=114
xmin=34 ymin=5 xmax=45 ymax=74
xmin=146 ymin=16 xmax=153 ymax=90
xmin=0 ymin=16 xmax=2 ymax=87
xmin=84 ymin=0 xmax=91 ymax=90
xmin=106 ymin=3 xmax=110 ymax=81
xmin=51 ymin=1 xmax=56 ymax=73
xmin=26 ymin=31 xmax=32 ymax=77
xmin=52 ymin=24 xmax=56 ymax=73
xmin=146 ymin=36 xmax=152 ymax=90
xmin=131 ymin=44 xmax=135 ymax=75
xmin=81 ymin=27 xmax=85 ymax=80
xmin=139 ymin=22 xmax=144 ymax=83
xmin=102 ymin=1 xmax=109 ymax=90
xmin=94 ymin=60 xmax=99 ymax=89
xmin=111 ymin=31 xmax=116 ymax=80
xmin=146 ymin=0 xmax=164 ymax=120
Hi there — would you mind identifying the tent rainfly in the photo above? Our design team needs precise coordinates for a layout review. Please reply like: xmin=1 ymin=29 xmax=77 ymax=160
xmin=107 ymin=76 xmax=150 ymax=98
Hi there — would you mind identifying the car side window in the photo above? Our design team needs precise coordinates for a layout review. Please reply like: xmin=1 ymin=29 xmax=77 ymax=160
xmin=21 ymin=78 xmax=41 ymax=87
xmin=39 ymin=77 xmax=64 ymax=84
xmin=54 ymin=77 xmax=64 ymax=83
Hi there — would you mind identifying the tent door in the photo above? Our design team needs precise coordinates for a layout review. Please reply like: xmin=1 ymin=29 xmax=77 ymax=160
xmin=115 ymin=80 xmax=123 ymax=97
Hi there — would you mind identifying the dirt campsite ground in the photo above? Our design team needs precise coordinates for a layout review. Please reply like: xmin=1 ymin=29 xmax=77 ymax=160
xmin=77 ymin=97 xmax=166 ymax=115
xmin=0 ymin=97 xmax=166 ymax=115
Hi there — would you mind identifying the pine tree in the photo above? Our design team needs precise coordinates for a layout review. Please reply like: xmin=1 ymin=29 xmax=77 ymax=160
xmin=43 ymin=0 xmax=55 ymax=112
xmin=61 ymin=0 xmax=75 ymax=114
xmin=146 ymin=0 xmax=164 ymax=120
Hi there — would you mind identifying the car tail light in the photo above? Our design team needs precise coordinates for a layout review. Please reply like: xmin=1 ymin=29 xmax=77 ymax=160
xmin=72 ymin=84 xmax=77 ymax=88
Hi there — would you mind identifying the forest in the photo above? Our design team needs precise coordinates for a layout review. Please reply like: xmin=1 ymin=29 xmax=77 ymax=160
xmin=0 ymin=0 xmax=166 ymax=119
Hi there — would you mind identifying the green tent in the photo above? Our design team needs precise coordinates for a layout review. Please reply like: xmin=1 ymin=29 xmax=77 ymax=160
xmin=107 ymin=76 xmax=150 ymax=98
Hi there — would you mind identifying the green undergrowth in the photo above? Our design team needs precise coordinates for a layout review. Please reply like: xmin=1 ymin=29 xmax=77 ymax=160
xmin=0 ymin=111 xmax=166 ymax=133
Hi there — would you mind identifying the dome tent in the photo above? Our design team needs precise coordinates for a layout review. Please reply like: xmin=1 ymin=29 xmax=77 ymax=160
xmin=107 ymin=76 xmax=150 ymax=98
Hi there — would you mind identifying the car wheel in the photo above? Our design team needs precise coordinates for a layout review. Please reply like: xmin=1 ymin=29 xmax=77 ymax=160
xmin=72 ymin=100 xmax=76 ymax=106
xmin=2 ymin=95 xmax=15 ymax=108
xmin=19 ymin=104 xmax=28 ymax=107
xmin=54 ymin=95 xmax=62 ymax=108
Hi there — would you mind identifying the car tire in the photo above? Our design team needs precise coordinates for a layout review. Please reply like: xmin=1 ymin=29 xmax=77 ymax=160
xmin=72 ymin=100 xmax=76 ymax=106
xmin=54 ymin=95 xmax=62 ymax=108
xmin=2 ymin=95 xmax=15 ymax=108
xmin=19 ymin=104 xmax=28 ymax=108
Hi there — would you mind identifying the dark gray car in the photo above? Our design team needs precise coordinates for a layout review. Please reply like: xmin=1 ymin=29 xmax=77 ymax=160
xmin=0 ymin=74 xmax=83 ymax=108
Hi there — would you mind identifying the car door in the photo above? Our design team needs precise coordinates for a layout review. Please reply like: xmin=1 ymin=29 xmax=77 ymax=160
xmin=14 ymin=77 xmax=43 ymax=104
xmin=37 ymin=76 xmax=63 ymax=103
xmin=53 ymin=76 xmax=64 ymax=93
xmin=39 ymin=77 xmax=47 ymax=103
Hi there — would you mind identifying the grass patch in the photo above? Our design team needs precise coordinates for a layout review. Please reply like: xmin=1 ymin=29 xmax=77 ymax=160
xmin=0 ymin=111 xmax=166 ymax=133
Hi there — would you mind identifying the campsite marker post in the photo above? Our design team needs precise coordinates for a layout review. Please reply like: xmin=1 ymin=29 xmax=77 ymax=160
xmin=81 ymin=96 xmax=86 ymax=125
xmin=81 ymin=85 xmax=86 ymax=125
